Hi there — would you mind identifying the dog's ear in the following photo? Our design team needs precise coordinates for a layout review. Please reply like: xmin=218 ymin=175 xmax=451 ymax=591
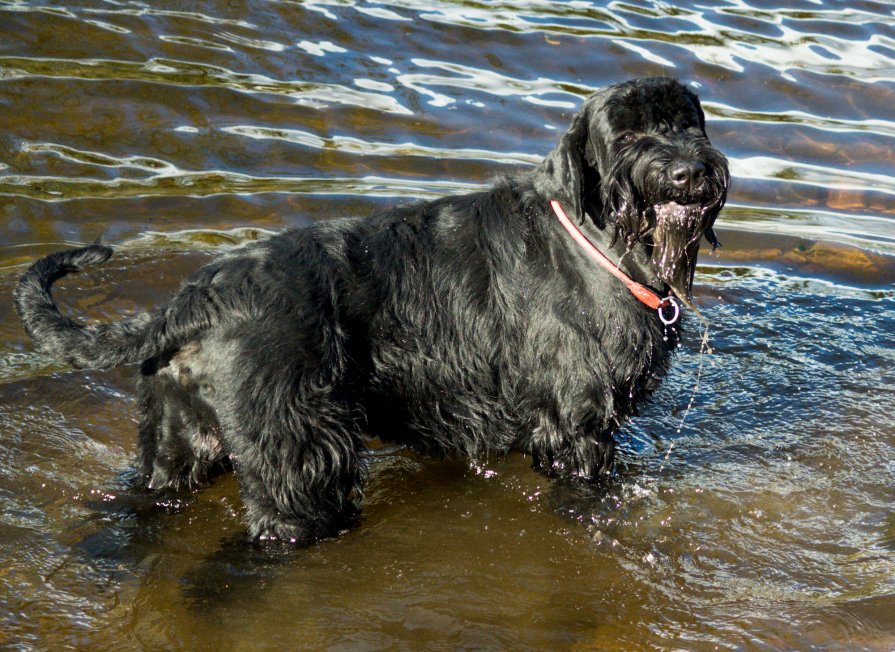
xmin=684 ymin=87 xmax=723 ymax=252
xmin=534 ymin=97 xmax=601 ymax=225
xmin=684 ymin=87 xmax=708 ymax=132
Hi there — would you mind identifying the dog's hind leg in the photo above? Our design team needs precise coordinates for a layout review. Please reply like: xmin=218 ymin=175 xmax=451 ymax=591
xmin=136 ymin=343 xmax=227 ymax=491
xmin=224 ymin=391 xmax=367 ymax=545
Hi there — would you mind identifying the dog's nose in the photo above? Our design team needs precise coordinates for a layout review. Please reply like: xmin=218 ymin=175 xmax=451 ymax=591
xmin=670 ymin=160 xmax=706 ymax=191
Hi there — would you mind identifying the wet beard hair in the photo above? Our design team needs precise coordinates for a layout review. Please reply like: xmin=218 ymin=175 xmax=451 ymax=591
xmin=600 ymin=136 xmax=730 ymax=251
xmin=648 ymin=202 xmax=711 ymax=307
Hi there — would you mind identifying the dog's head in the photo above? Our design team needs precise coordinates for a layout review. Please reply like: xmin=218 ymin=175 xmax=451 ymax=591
xmin=536 ymin=77 xmax=730 ymax=309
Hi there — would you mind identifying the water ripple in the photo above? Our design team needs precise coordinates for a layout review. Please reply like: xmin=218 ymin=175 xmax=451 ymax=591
xmin=220 ymin=125 xmax=541 ymax=165
xmin=0 ymin=3 xmax=256 ymax=28
xmin=730 ymin=156 xmax=895 ymax=196
xmin=290 ymin=0 xmax=895 ymax=84
xmin=707 ymin=102 xmax=895 ymax=138
xmin=720 ymin=206 xmax=895 ymax=256
xmin=0 ymin=168 xmax=480 ymax=201
xmin=398 ymin=58 xmax=582 ymax=108
xmin=0 ymin=56 xmax=412 ymax=114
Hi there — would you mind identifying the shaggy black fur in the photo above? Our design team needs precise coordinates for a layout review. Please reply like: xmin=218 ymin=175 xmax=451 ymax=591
xmin=15 ymin=77 xmax=729 ymax=544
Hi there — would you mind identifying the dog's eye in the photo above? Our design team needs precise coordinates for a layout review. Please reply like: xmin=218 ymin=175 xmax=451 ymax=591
xmin=618 ymin=132 xmax=640 ymax=145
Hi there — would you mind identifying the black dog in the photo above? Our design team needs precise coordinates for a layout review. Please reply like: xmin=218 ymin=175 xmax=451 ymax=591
xmin=15 ymin=77 xmax=729 ymax=544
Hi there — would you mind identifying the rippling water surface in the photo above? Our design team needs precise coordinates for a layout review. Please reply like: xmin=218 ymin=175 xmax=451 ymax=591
xmin=1 ymin=1 xmax=894 ymax=649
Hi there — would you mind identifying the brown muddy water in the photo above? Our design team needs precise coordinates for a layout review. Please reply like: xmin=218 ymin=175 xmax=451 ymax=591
xmin=1 ymin=1 xmax=894 ymax=650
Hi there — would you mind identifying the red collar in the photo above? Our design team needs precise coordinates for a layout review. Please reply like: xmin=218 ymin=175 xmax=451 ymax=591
xmin=550 ymin=200 xmax=680 ymax=325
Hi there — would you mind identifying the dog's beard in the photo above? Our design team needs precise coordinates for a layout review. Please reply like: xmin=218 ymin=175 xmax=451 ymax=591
xmin=602 ymin=138 xmax=729 ymax=240
xmin=648 ymin=202 xmax=718 ymax=316
xmin=600 ymin=144 xmax=729 ymax=319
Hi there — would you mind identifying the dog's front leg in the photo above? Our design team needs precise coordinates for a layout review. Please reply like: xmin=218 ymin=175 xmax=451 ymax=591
xmin=529 ymin=416 xmax=617 ymax=483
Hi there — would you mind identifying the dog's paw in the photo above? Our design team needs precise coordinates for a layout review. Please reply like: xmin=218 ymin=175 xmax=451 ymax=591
xmin=252 ymin=519 xmax=319 ymax=547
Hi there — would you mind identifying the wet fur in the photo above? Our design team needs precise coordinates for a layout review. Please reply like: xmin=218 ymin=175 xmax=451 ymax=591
xmin=14 ymin=77 xmax=729 ymax=544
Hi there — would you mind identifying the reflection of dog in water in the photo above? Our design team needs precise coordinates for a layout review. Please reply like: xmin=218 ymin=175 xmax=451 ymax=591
xmin=15 ymin=77 xmax=729 ymax=545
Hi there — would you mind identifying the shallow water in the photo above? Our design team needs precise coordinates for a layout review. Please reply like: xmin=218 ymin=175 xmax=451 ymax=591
xmin=1 ymin=0 xmax=894 ymax=649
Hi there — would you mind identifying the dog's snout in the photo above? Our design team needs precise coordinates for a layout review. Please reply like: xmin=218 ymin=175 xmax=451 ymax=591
xmin=669 ymin=160 xmax=706 ymax=191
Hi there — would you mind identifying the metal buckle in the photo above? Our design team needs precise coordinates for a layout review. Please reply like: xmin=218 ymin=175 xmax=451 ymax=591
xmin=657 ymin=296 xmax=681 ymax=326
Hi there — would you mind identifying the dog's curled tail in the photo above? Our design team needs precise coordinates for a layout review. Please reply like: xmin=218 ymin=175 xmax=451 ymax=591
xmin=14 ymin=244 xmax=170 ymax=370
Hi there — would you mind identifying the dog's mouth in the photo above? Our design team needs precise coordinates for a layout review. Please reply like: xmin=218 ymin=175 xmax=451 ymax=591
xmin=648 ymin=200 xmax=718 ymax=318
